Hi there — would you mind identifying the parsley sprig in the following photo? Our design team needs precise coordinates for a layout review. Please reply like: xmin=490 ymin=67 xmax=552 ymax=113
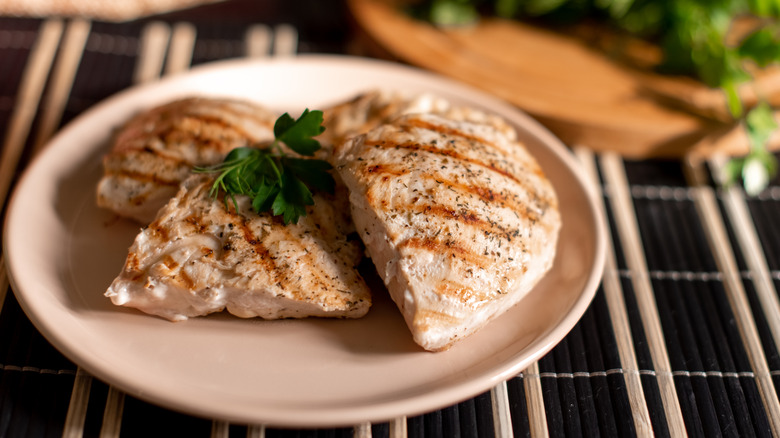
xmin=195 ymin=109 xmax=334 ymax=224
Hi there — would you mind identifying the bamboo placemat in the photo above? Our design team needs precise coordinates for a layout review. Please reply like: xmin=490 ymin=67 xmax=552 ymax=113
xmin=1 ymin=5 xmax=780 ymax=436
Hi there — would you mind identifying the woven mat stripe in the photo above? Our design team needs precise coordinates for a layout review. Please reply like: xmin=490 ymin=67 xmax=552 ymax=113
xmin=0 ymin=18 xmax=62 ymax=225
xmin=744 ymin=198 xmax=780 ymax=269
xmin=742 ymin=280 xmax=780 ymax=423
xmin=188 ymin=23 xmax=248 ymax=65
xmin=0 ymin=296 xmax=76 ymax=436
xmin=31 ymin=18 xmax=89 ymax=156
xmin=586 ymin=290 xmax=641 ymax=436
xmin=664 ymin=276 xmax=770 ymax=437
xmin=573 ymin=296 xmax=632 ymax=435
xmin=0 ymin=294 xmax=74 ymax=372
xmin=599 ymin=153 xmax=688 ymax=436
xmin=746 ymin=199 xmax=780 ymax=268
xmin=415 ymin=391 xmax=495 ymax=437
xmin=627 ymin=162 xmax=776 ymax=436
xmin=117 ymin=395 xmax=212 ymax=436
xmin=576 ymin=146 xmax=653 ymax=436
xmin=707 ymin=155 xmax=780 ymax=436
xmin=652 ymin=279 xmax=740 ymax=436
xmin=536 ymin=294 xmax=633 ymax=436
xmin=506 ymin=376 xmax=531 ymax=436
xmin=684 ymin=159 xmax=780 ymax=435
xmin=0 ymin=32 xmax=40 ymax=97
xmin=624 ymin=159 xmax=766 ymax=430
xmin=620 ymin=159 xmax=780 ymax=431
xmin=62 ymin=44 xmax=138 ymax=121
xmin=539 ymin=333 xmax=608 ymax=436
xmin=537 ymin=353 xmax=571 ymax=437
xmin=0 ymin=365 xmax=76 ymax=436
xmin=709 ymin=155 xmax=780 ymax=365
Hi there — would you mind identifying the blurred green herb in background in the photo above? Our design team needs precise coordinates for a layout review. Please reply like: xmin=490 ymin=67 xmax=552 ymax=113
xmin=409 ymin=0 xmax=780 ymax=195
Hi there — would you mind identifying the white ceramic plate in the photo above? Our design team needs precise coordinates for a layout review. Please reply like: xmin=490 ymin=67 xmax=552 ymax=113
xmin=3 ymin=55 xmax=606 ymax=427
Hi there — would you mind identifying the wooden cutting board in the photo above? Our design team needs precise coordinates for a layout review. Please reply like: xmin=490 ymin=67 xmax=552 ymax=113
xmin=347 ymin=0 xmax=767 ymax=159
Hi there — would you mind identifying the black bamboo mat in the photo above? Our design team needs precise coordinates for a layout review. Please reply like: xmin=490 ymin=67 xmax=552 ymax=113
xmin=2 ymin=2 xmax=780 ymax=437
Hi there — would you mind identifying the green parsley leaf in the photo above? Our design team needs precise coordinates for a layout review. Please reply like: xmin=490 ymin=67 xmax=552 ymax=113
xmin=427 ymin=0 xmax=480 ymax=26
xmin=746 ymin=102 xmax=778 ymax=151
xmin=195 ymin=109 xmax=334 ymax=224
xmin=724 ymin=103 xmax=779 ymax=195
xmin=273 ymin=171 xmax=314 ymax=224
xmin=739 ymin=27 xmax=780 ymax=67
xmin=250 ymin=174 xmax=280 ymax=213
xmin=274 ymin=109 xmax=325 ymax=156
xmin=283 ymin=157 xmax=336 ymax=194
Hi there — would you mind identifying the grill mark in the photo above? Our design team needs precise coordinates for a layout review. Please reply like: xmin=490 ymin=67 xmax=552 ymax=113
xmin=212 ymin=101 xmax=276 ymax=130
xmin=232 ymin=217 xmax=282 ymax=287
xmin=323 ymin=96 xmax=403 ymax=146
xmin=157 ymin=120 xmax=249 ymax=157
xmin=402 ymin=117 xmax=548 ymax=179
xmin=401 ymin=117 xmax=509 ymax=155
xmin=365 ymin=163 xmax=407 ymax=177
xmin=424 ymin=203 xmax=483 ymax=226
xmin=108 ymin=102 xmax=276 ymax=201
xmin=364 ymin=138 xmax=529 ymax=195
xmin=360 ymin=162 xmax=547 ymax=223
xmin=222 ymin=202 xmax=334 ymax=301
xmin=381 ymin=199 xmax=505 ymax=237
xmin=178 ymin=114 xmax=259 ymax=150
xmin=272 ymin=224 xmax=334 ymax=301
xmin=364 ymin=184 xmax=534 ymax=251
xmin=162 ymin=254 xmax=179 ymax=270
xmin=126 ymin=252 xmax=142 ymax=275
xmin=126 ymin=190 xmax=152 ymax=207
xmin=413 ymin=308 xmax=461 ymax=333
xmin=119 ymin=114 xmax=265 ymax=159
xmin=108 ymin=168 xmax=183 ymax=186
xmin=163 ymin=198 xmax=283 ymax=289
xmin=144 ymin=191 xmax=301 ymax=295
xmin=175 ymin=268 xmax=196 ymax=290
xmin=151 ymin=247 xmax=214 ymax=289
xmin=113 ymin=98 xmax=273 ymax=151
xmin=399 ymin=236 xmax=491 ymax=268
xmin=105 ymin=145 xmax=193 ymax=175
xmin=434 ymin=280 xmax=496 ymax=308
xmin=147 ymin=219 xmax=171 ymax=242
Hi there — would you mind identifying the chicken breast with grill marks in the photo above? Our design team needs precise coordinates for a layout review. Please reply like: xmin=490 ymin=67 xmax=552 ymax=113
xmin=321 ymin=90 xmax=517 ymax=160
xmin=105 ymin=174 xmax=370 ymax=321
xmin=97 ymin=97 xmax=276 ymax=223
xmin=334 ymin=113 xmax=560 ymax=351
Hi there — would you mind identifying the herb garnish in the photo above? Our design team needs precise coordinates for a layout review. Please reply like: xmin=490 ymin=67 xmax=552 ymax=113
xmin=195 ymin=109 xmax=334 ymax=224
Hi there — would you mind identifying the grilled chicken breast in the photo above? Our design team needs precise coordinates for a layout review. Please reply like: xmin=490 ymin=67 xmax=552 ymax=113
xmin=97 ymin=97 xmax=276 ymax=223
xmin=334 ymin=113 xmax=560 ymax=351
xmin=321 ymin=90 xmax=517 ymax=160
xmin=105 ymin=174 xmax=370 ymax=321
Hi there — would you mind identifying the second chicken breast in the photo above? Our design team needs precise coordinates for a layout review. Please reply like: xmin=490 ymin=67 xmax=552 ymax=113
xmin=334 ymin=112 xmax=561 ymax=351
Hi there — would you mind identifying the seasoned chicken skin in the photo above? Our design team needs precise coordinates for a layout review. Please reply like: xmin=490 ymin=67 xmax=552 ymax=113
xmin=334 ymin=113 xmax=560 ymax=351
xmin=105 ymin=174 xmax=371 ymax=321
xmin=97 ymin=97 xmax=276 ymax=223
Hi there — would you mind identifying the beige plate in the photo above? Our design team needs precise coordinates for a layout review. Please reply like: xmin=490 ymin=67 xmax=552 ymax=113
xmin=3 ymin=56 xmax=606 ymax=427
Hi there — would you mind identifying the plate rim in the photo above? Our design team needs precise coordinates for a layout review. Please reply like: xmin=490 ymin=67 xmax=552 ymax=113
xmin=3 ymin=54 xmax=607 ymax=426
